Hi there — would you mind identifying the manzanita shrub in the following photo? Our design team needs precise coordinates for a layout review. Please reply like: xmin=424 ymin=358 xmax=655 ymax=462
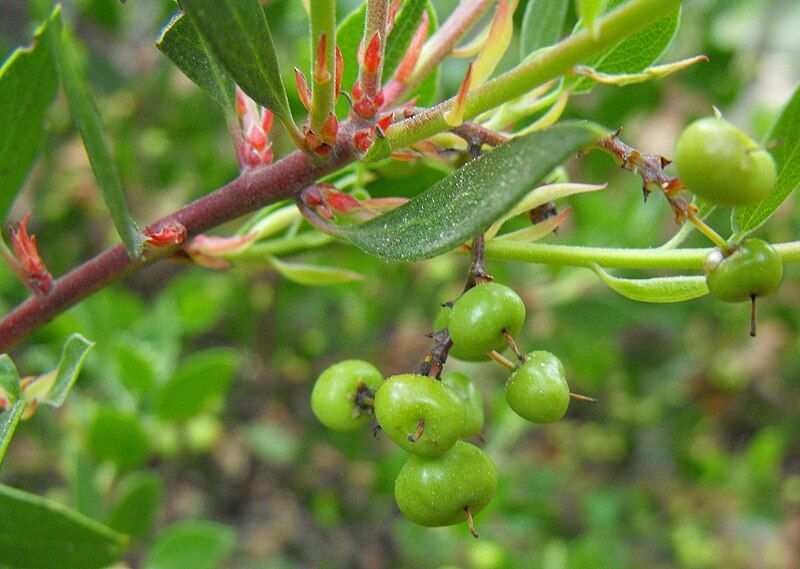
xmin=1 ymin=0 xmax=799 ymax=566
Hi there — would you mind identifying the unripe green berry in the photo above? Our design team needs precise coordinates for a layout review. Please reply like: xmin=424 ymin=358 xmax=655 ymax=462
xmin=374 ymin=374 xmax=465 ymax=456
xmin=705 ymin=238 xmax=783 ymax=302
xmin=441 ymin=371 xmax=485 ymax=438
xmin=311 ymin=360 xmax=382 ymax=431
xmin=448 ymin=283 xmax=526 ymax=360
xmin=674 ymin=116 xmax=777 ymax=207
xmin=394 ymin=441 xmax=497 ymax=527
xmin=505 ymin=351 xmax=570 ymax=424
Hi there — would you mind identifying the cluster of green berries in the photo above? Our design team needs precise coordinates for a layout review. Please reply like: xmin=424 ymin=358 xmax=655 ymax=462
xmin=674 ymin=114 xmax=783 ymax=333
xmin=310 ymin=282 xmax=575 ymax=536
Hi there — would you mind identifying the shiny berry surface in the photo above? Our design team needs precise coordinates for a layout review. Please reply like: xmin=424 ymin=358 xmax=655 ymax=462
xmin=505 ymin=351 xmax=570 ymax=424
xmin=441 ymin=371 xmax=485 ymax=438
xmin=311 ymin=360 xmax=382 ymax=431
xmin=705 ymin=238 xmax=783 ymax=302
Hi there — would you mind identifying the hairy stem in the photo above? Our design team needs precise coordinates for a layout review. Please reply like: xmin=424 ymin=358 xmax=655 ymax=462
xmin=360 ymin=0 xmax=389 ymax=99
xmin=0 ymin=131 xmax=358 ymax=352
xmin=482 ymin=240 xmax=800 ymax=270
xmin=310 ymin=0 xmax=336 ymax=134
xmin=387 ymin=0 xmax=682 ymax=150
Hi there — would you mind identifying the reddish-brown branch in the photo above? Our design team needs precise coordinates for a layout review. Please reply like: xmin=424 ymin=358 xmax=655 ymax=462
xmin=0 ymin=130 xmax=358 ymax=353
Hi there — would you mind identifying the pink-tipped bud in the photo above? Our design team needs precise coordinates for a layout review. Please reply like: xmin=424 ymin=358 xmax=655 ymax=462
xmin=321 ymin=113 xmax=339 ymax=145
xmin=145 ymin=222 xmax=187 ymax=248
xmin=394 ymin=12 xmax=428 ymax=84
xmin=363 ymin=32 xmax=382 ymax=75
xmin=334 ymin=46 xmax=344 ymax=98
xmin=304 ymin=128 xmax=333 ymax=157
xmin=245 ymin=125 xmax=268 ymax=152
xmin=388 ymin=0 xmax=402 ymax=32
xmin=295 ymin=68 xmax=313 ymax=112
xmin=326 ymin=191 xmax=361 ymax=213
xmin=9 ymin=215 xmax=52 ymax=295
xmin=313 ymin=33 xmax=332 ymax=84
xmin=377 ymin=113 xmax=394 ymax=133
xmin=445 ymin=63 xmax=473 ymax=127
xmin=390 ymin=150 xmax=421 ymax=161
xmin=235 ymin=87 xmax=248 ymax=118
xmin=261 ymin=108 xmax=274 ymax=133
xmin=353 ymin=129 xmax=374 ymax=153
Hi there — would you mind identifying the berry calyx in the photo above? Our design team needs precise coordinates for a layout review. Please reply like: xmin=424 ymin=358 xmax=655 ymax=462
xmin=394 ymin=441 xmax=497 ymax=533
xmin=674 ymin=116 xmax=777 ymax=207
xmin=441 ymin=371 xmax=485 ymax=438
xmin=448 ymin=283 xmax=526 ymax=360
xmin=311 ymin=360 xmax=383 ymax=431
xmin=374 ymin=373 xmax=465 ymax=456
xmin=505 ymin=351 xmax=570 ymax=424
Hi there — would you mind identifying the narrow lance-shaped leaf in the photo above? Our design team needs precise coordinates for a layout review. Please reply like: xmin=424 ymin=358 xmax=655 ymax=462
xmin=520 ymin=0 xmax=570 ymax=59
xmin=180 ymin=0 xmax=293 ymax=121
xmin=732 ymin=83 xmax=800 ymax=238
xmin=42 ymin=333 xmax=95 ymax=407
xmin=338 ymin=122 xmax=606 ymax=262
xmin=45 ymin=9 xmax=144 ymax=256
xmin=0 ymin=6 xmax=58 ymax=222
xmin=269 ymin=256 xmax=364 ymax=286
xmin=0 ymin=483 xmax=128 ymax=569
xmin=592 ymin=264 xmax=709 ymax=303
xmin=0 ymin=400 xmax=26 ymax=469
xmin=156 ymin=12 xmax=235 ymax=110
xmin=568 ymin=0 xmax=681 ymax=93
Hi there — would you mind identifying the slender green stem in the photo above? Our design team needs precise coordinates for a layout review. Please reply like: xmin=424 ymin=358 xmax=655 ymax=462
xmin=388 ymin=0 xmax=681 ymax=151
xmin=482 ymin=240 xmax=800 ymax=270
xmin=309 ymin=0 xmax=336 ymax=134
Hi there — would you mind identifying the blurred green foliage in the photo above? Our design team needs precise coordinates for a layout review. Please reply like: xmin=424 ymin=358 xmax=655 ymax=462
xmin=2 ymin=0 xmax=800 ymax=568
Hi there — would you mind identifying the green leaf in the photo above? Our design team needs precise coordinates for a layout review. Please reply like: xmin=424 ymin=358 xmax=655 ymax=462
xmin=520 ymin=0 xmax=570 ymax=58
xmin=569 ymin=0 xmax=680 ymax=93
xmin=0 ymin=400 xmax=26 ymax=468
xmin=155 ymin=348 xmax=238 ymax=421
xmin=338 ymin=122 xmax=606 ymax=262
xmin=337 ymin=1 xmax=438 ymax=105
xmin=180 ymin=0 xmax=292 ymax=120
xmin=44 ymin=9 xmax=144 ymax=256
xmin=0 ymin=6 xmax=58 ymax=222
xmin=0 ymin=354 xmax=21 ymax=401
xmin=113 ymin=342 xmax=157 ymax=395
xmin=0 ymin=483 xmax=127 ymax=569
xmin=87 ymin=407 xmax=151 ymax=471
xmin=732 ymin=84 xmax=800 ymax=238
xmin=269 ymin=256 xmax=364 ymax=285
xmin=108 ymin=471 xmax=164 ymax=541
xmin=156 ymin=12 xmax=235 ymax=110
xmin=144 ymin=520 xmax=236 ymax=569
xmin=592 ymin=265 xmax=709 ymax=303
xmin=41 ymin=333 xmax=94 ymax=407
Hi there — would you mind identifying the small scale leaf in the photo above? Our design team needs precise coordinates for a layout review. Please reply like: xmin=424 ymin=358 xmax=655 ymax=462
xmin=0 ymin=400 xmax=26 ymax=468
xmin=155 ymin=349 xmax=238 ymax=422
xmin=144 ymin=520 xmax=236 ymax=569
xmin=0 ymin=5 xmax=59 ymax=222
xmin=108 ymin=472 xmax=164 ymax=541
xmin=592 ymin=264 xmax=708 ymax=303
xmin=732 ymin=84 xmax=800 ymax=238
xmin=0 ymin=483 xmax=128 ymax=569
xmin=0 ymin=354 xmax=21 ymax=401
xmin=46 ymin=9 xmax=144 ymax=256
xmin=269 ymin=256 xmax=364 ymax=286
xmin=520 ymin=0 xmax=570 ymax=58
xmin=156 ymin=12 xmax=235 ymax=109
xmin=41 ymin=333 xmax=94 ymax=407
xmin=180 ymin=0 xmax=293 ymax=120
xmin=338 ymin=122 xmax=606 ymax=262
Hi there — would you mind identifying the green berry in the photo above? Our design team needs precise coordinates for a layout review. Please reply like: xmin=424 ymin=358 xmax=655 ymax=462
xmin=505 ymin=351 xmax=570 ymax=423
xmin=311 ymin=360 xmax=382 ymax=431
xmin=674 ymin=116 xmax=777 ymax=207
xmin=435 ymin=306 xmax=490 ymax=362
xmin=705 ymin=238 xmax=783 ymax=302
xmin=394 ymin=441 xmax=497 ymax=528
xmin=374 ymin=373 xmax=465 ymax=456
xmin=448 ymin=283 xmax=526 ymax=360
xmin=441 ymin=371 xmax=485 ymax=438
